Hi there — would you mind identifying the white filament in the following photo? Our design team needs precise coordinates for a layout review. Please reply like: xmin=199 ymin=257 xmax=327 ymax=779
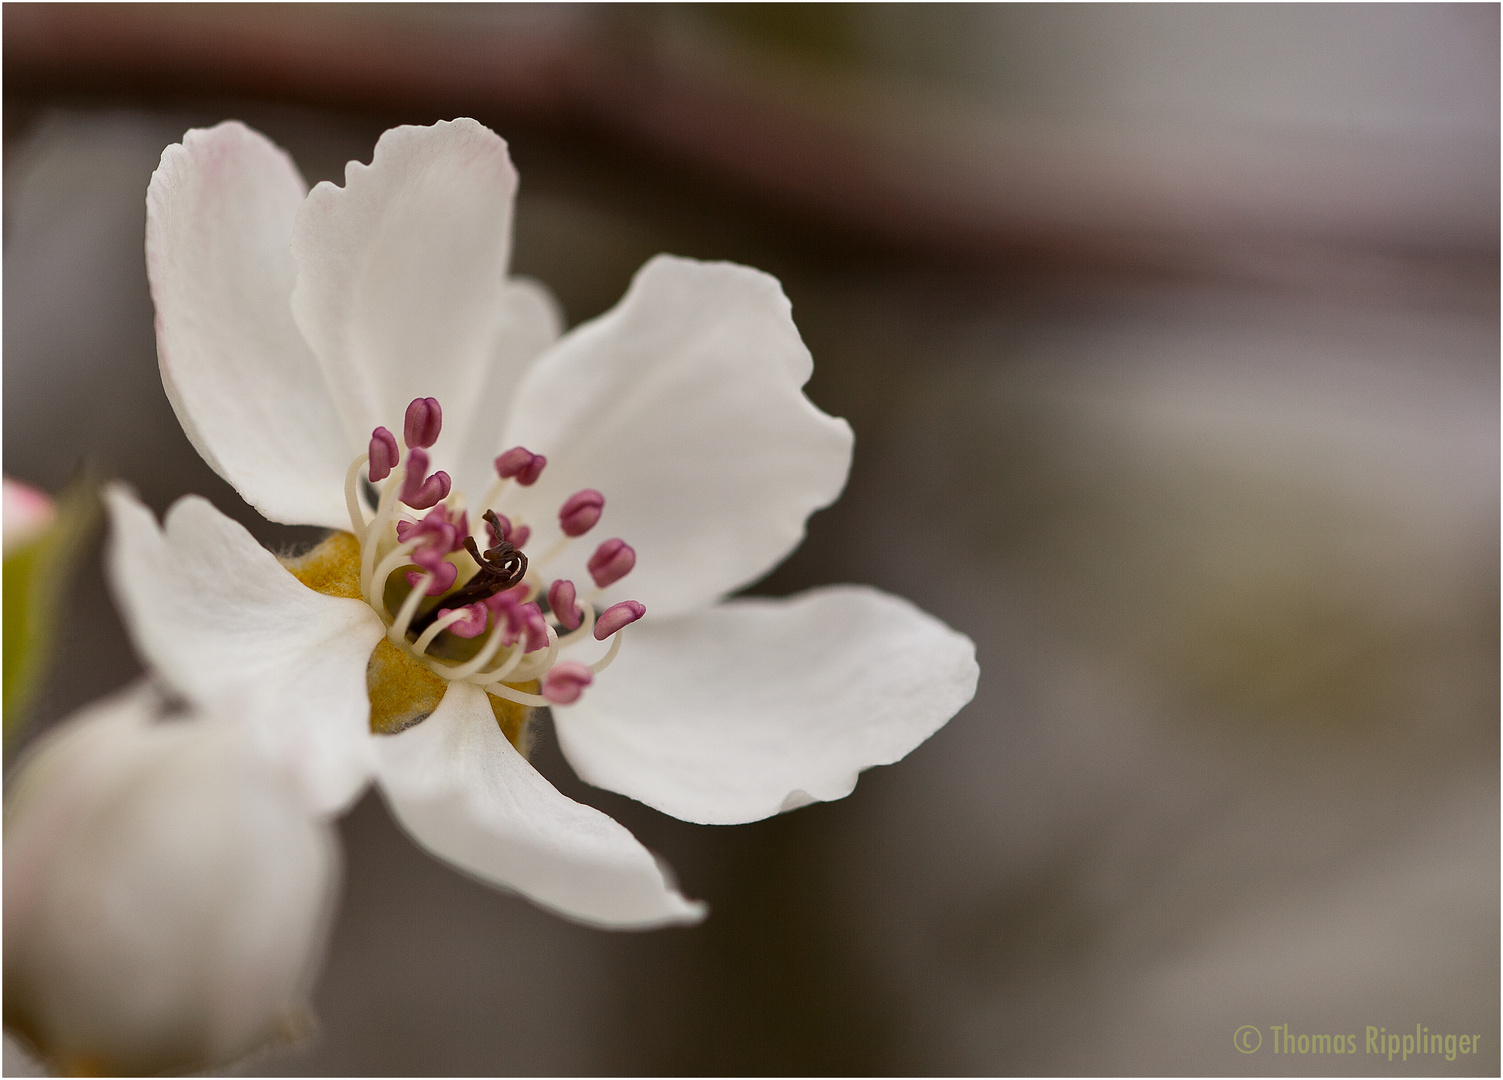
xmin=590 ymin=631 xmax=624 ymax=674
xmin=554 ymin=598 xmax=597 ymax=650
xmin=367 ymin=539 xmax=421 ymax=613
xmin=344 ymin=454 xmax=372 ymax=535
xmin=468 ymin=639 xmax=526 ymax=687
xmin=436 ymin=616 xmax=516 ymax=682
xmin=388 ymin=570 xmax=432 ymax=641
xmin=484 ymin=684 xmax=553 ymax=708
xmin=506 ymin=623 xmax=560 ymax=683
xmin=359 ymin=464 xmax=407 ymax=600
xmin=411 ymin=606 xmax=472 ymax=658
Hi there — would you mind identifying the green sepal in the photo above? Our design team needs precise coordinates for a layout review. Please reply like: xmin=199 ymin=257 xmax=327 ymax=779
xmin=3 ymin=473 xmax=102 ymax=745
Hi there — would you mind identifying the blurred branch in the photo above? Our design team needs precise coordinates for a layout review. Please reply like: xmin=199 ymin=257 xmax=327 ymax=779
xmin=5 ymin=4 xmax=1496 ymax=294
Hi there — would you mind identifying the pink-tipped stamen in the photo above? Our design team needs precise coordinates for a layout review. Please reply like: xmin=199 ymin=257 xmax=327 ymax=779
xmin=396 ymin=506 xmax=461 ymax=555
xmin=361 ymin=463 xmax=409 ymax=600
xmin=541 ymin=661 xmax=593 ymax=705
xmin=548 ymin=579 xmax=582 ymax=630
xmin=387 ymin=569 xmax=432 ymax=642
xmin=587 ymin=538 xmax=636 ymax=589
xmin=400 ymin=449 xmax=451 ymax=510
xmin=494 ymin=446 xmax=546 ymax=486
xmin=368 ymin=427 xmax=399 ymax=482
xmin=441 ymin=602 xmax=489 ymax=639
xmin=406 ymin=561 xmax=457 ymax=595
xmin=558 ymin=489 xmax=604 ymax=537
xmin=404 ymin=397 xmax=443 ymax=449
xmin=346 ymin=427 xmax=640 ymax=703
xmin=483 ymin=590 xmax=549 ymax=653
xmin=443 ymin=612 xmax=534 ymax=683
xmin=517 ymin=603 xmax=549 ymax=652
xmin=594 ymin=600 xmax=645 ymax=640
xmin=411 ymin=604 xmax=477 ymax=658
xmin=464 ymin=630 xmax=528 ymax=686
xmin=410 ymin=544 xmax=449 ymax=574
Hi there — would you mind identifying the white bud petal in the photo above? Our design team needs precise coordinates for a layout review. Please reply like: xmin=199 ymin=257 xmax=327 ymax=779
xmin=2 ymin=476 xmax=55 ymax=556
xmin=3 ymin=682 xmax=339 ymax=1075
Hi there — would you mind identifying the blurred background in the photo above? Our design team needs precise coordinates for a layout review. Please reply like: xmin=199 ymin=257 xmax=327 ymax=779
xmin=4 ymin=4 xmax=1497 ymax=1074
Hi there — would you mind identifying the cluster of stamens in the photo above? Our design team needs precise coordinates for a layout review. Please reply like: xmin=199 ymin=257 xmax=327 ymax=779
xmin=342 ymin=397 xmax=644 ymax=708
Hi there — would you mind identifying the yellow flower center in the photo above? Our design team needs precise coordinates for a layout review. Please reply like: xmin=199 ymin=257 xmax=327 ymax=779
xmin=281 ymin=532 xmax=536 ymax=755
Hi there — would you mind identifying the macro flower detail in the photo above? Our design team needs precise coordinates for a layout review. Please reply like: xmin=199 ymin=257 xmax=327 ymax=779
xmin=108 ymin=117 xmax=979 ymax=928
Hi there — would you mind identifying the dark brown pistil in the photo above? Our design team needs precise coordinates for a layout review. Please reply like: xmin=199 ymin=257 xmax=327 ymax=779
xmin=406 ymin=510 xmax=528 ymax=637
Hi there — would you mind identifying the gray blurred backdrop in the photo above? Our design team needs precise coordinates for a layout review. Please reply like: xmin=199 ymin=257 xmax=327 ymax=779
xmin=4 ymin=5 xmax=1498 ymax=1075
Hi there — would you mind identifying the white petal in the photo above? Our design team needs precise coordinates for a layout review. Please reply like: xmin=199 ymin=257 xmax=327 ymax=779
xmin=553 ymin=585 xmax=979 ymax=825
xmin=499 ymin=255 xmax=854 ymax=617
xmin=373 ymin=681 xmax=706 ymax=929
xmin=104 ymin=486 xmax=382 ymax=813
xmin=3 ymin=682 xmax=338 ymax=1076
xmin=290 ymin=119 xmax=521 ymax=469
xmin=146 ymin=122 xmax=352 ymax=530
xmin=450 ymin=276 xmax=564 ymax=501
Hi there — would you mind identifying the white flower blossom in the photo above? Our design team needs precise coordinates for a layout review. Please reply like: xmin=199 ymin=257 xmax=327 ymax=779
xmin=106 ymin=117 xmax=979 ymax=928
xmin=3 ymin=683 xmax=337 ymax=1075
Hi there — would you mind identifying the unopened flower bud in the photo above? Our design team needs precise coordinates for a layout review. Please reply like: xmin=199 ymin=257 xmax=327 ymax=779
xmin=594 ymin=600 xmax=645 ymax=640
xmin=403 ymin=397 xmax=442 ymax=450
xmin=3 ymin=477 xmax=56 ymax=556
xmin=558 ymin=490 xmax=604 ymax=537
xmin=3 ymin=685 xmax=337 ymax=1076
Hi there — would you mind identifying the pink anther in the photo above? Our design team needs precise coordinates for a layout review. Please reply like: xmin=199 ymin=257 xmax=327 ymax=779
xmin=410 ymin=543 xmax=451 ymax=574
xmin=396 ymin=507 xmax=461 ymax=555
xmin=541 ymin=661 xmax=594 ymax=705
xmin=400 ymin=449 xmax=451 ymax=510
xmin=405 ymin=561 xmax=458 ymax=596
xmin=548 ymin=579 xmax=582 ymax=631
xmin=483 ymin=591 xmax=549 ymax=652
xmin=404 ymin=397 xmax=443 ymax=449
xmin=558 ymin=489 xmax=604 ymax=537
xmin=368 ymin=427 xmax=399 ymax=482
xmin=594 ymin=600 xmax=645 ymax=640
xmin=481 ymin=591 xmax=515 ymax=634
xmin=443 ymin=602 xmax=489 ymax=639
xmin=494 ymin=446 xmax=546 ymax=486
xmin=519 ymin=603 xmax=548 ymax=652
xmin=587 ymin=538 xmax=636 ymax=589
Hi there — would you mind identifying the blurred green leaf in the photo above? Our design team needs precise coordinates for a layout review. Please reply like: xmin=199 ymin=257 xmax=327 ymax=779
xmin=3 ymin=474 xmax=101 ymax=744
